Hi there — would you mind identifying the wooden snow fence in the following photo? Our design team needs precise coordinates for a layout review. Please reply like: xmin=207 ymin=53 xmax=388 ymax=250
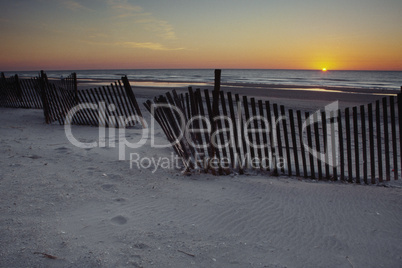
xmin=1 ymin=71 xmax=145 ymax=128
xmin=145 ymin=70 xmax=402 ymax=184
xmin=0 ymin=72 xmax=43 ymax=109
xmin=39 ymin=71 xmax=145 ymax=128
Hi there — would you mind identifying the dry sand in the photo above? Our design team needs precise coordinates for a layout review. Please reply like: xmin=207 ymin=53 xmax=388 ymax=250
xmin=1 ymin=84 xmax=401 ymax=267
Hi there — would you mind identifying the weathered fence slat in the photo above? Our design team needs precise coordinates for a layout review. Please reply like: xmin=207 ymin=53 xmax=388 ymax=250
xmin=259 ymin=100 xmax=270 ymax=171
xmin=399 ymin=92 xmax=402 ymax=174
xmin=227 ymin=92 xmax=244 ymax=174
xmin=383 ymin=97 xmax=391 ymax=181
xmin=338 ymin=110 xmax=345 ymax=181
xmin=273 ymin=104 xmax=284 ymax=174
xmin=376 ymin=100 xmax=383 ymax=182
xmin=221 ymin=91 xmax=235 ymax=168
xmin=243 ymin=96 xmax=255 ymax=161
xmin=321 ymin=111 xmax=330 ymax=180
xmin=345 ymin=108 xmax=353 ymax=182
xmin=79 ymin=90 xmax=99 ymax=125
xmin=313 ymin=112 xmax=323 ymax=179
xmin=289 ymin=109 xmax=300 ymax=177
xmin=280 ymin=106 xmax=292 ymax=176
xmin=105 ymin=85 xmax=122 ymax=127
xmin=251 ymin=98 xmax=263 ymax=169
xmin=114 ymin=82 xmax=131 ymax=126
xmin=227 ymin=92 xmax=243 ymax=174
xmin=205 ymin=89 xmax=221 ymax=174
xmin=196 ymin=88 xmax=212 ymax=164
xmin=216 ymin=96 xmax=229 ymax=174
xmin=266 ymin=101 xmax=275 ymax=173
xmin=368 ymin=103 xmax=376 ymax=184
xmin=236 ymin=94 xmax=248 ymax=169
xmin=390 ymin=96 xmax=398 ymax=180
xmin=122 ymin=76 xmax=145 ymax=128
xmin=297 ymin=110 xmax=308 ymax=177
xmin=360 ymin=105 xmax=368 ymax=184
xmin=330 ymin=111 xmax=338 ymax=180
xmin=305 ymin=112 xmax=315 ymax=179
xmin=353 ymin=106 xmax=360 ymax=183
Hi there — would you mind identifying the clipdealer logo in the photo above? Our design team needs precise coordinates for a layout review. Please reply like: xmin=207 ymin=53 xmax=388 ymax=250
xmin=63 ymin=101 xmax=340 ymax=172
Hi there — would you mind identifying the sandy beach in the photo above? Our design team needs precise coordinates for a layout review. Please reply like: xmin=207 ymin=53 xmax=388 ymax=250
xmin=1 ymin=83 xmax=401 ymax=267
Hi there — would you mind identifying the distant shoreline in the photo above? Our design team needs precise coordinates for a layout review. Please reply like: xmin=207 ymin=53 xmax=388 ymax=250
xmin=7 ymin=69 xmax=401 ymax=92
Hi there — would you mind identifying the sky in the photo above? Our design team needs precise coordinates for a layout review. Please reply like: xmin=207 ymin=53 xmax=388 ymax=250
xmin=0 ymin=0 xmax=401 ymax=71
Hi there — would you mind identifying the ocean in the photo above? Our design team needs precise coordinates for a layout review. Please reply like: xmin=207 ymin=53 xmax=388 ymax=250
xmin=5 ymin=69 xmax=402 ymax=91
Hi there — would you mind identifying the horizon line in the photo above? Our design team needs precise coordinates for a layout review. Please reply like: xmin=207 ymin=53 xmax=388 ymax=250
xmin=2 ymin=67 xmax=402 ymax=73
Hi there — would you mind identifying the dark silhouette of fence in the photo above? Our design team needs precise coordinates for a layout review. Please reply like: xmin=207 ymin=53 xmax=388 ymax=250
xmin=0 ymin=72 xmax=42 ymax=109
xmin=145 ymin=70 xmax=402 ymax=183
xmin=1 ymin=71 xmax=145 ymax=128
xmin=39 ymin=71 xmax=145 ymax=128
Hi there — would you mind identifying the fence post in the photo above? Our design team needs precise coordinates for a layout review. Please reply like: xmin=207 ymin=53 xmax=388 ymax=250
xmin=121 ymin=76 xmax=146 ymax=128
xmin=39 ymin=70 xmax=51 ymax=124
xmin=398 ymin=87 xmax=402 ymax=177
xmin=14 ymin=74 xmax=23 ymax=103
xmin=211 ymin=69 xmax=221 ymax=128
xmin=212 ymin=69 xmax=221 ymax=121
xmin=73 ymin=72 xmax=78 ymax=105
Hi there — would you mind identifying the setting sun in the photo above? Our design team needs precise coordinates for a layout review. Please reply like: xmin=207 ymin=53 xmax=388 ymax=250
xmin=322 ymin=68 xmax=327 ymax=72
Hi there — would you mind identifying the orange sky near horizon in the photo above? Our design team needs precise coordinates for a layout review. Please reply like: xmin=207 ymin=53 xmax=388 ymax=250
xmin=1 ymin=0 xmax=401 ymax=71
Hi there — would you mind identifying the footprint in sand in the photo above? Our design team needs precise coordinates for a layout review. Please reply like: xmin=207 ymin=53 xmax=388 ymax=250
xmin=111 ymin=215 xmax=128 ymax=225
xmin=133 ymin=243 xmax=149 ymax=249
xmin=55 ymin=147 xmax=69 ymax=153
xmin=27 ymin=154 xmax=42 ymax=159
xmin=101 ymin=184 xmax=117 ymax=192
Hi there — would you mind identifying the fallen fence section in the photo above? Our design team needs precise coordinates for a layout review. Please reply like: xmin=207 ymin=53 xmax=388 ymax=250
xmin=145 ymin=85 xmax=402 ymax=184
